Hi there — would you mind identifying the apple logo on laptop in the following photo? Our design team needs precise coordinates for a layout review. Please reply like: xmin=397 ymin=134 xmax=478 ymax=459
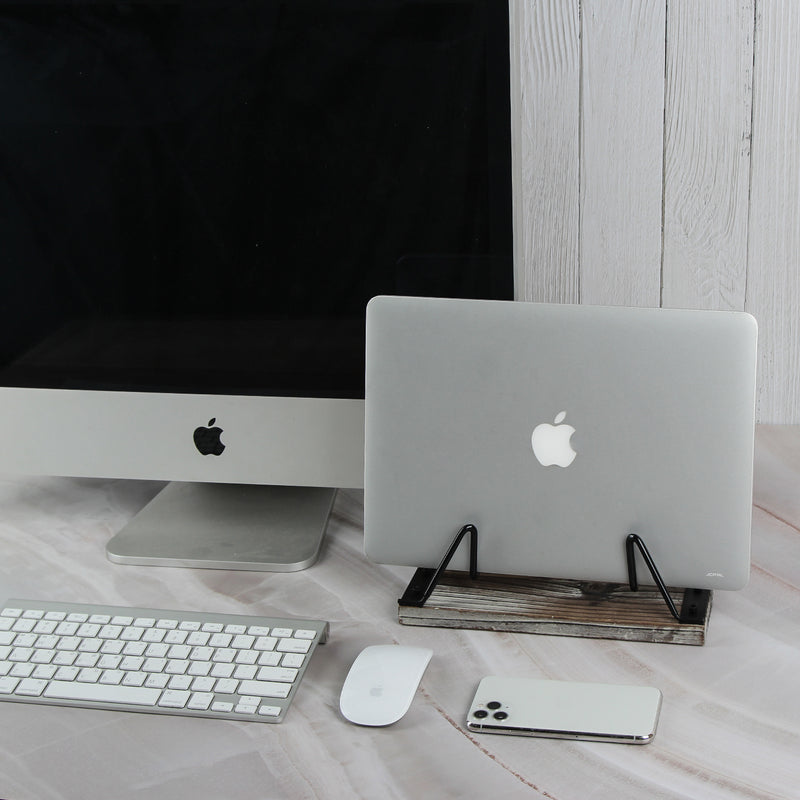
xmin=531 ymin=411 xmax=576 ymax=467
xmin=193 ymin=418 xmax=225 ymax=456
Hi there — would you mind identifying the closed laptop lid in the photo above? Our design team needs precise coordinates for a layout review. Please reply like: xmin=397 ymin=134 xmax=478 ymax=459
xmin=364 ymin=297 xmax=757 ymax=590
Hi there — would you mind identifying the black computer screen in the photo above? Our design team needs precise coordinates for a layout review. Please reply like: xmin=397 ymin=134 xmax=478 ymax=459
xmin=1 ymin=1 xmax=513 ymax=397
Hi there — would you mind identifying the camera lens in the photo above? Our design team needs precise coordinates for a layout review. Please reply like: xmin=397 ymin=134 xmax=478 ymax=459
xmin=493 ymin=711 xmax=508 ymax=720
xmin=487 ymin=701 xmax=502 ymax=710
xmin=473 ymin=709 xmax=488 ymax=719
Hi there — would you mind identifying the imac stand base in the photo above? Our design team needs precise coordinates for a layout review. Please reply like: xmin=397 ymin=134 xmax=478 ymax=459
xmin=106 ymin=482 xmax=336 ymax=571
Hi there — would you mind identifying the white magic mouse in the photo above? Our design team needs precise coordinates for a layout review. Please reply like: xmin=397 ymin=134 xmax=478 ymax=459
xmin=339 ymin=644 xmax=433 ymax=726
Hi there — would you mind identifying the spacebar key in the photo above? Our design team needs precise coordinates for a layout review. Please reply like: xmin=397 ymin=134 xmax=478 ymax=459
xmin=43 ymin=680 xmax=161 ymax=706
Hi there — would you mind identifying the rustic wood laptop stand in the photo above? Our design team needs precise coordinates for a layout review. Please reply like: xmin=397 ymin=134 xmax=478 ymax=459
xmin=397 ymin=526 xmax=712 ymax=646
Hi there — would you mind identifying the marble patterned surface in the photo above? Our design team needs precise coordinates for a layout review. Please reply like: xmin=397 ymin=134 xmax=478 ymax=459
xmin=0 ymin=426 xmax=798 ymax=799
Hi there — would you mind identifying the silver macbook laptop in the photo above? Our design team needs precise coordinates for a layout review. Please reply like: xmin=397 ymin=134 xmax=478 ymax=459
xmin=364 ymin=297 xmax=757 ymax=591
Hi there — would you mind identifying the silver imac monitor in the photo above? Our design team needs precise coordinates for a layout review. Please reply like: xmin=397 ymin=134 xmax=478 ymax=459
xmin=0 ymin=1 xmax=514 ymax=570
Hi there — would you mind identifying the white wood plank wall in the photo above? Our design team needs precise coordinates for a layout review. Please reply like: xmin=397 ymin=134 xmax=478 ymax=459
xmin=509 ymin=0 xmax=800 ymax=423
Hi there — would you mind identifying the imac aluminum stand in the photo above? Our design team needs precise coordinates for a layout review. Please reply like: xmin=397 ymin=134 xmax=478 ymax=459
xmin=106 ymin=482 xmax=336 ymax=571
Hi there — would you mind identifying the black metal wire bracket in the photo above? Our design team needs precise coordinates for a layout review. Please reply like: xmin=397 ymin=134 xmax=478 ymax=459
xmin=398 ymin=524 xmax=478 ymax=607
xmin=626 ymin=533 xmax=711 ymax=624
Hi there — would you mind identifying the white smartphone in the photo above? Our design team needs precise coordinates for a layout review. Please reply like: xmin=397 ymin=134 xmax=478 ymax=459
xmin=466 ymin=676 xmax=662 ymax=744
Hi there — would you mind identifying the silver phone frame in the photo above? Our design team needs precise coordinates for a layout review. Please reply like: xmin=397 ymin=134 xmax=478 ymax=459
xmin=466 ymin=676 xmax=662 ymax=745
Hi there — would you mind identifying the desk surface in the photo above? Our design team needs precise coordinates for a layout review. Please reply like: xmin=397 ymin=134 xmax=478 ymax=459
xmin=0 ymin=426 xmax=798 ymax=800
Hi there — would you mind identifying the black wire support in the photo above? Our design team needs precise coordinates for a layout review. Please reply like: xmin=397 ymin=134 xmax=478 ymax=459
xmin=626 ymin=533 xmax=710 ymax=624
xmin=398 ymin=524 xmax=478 ymax=607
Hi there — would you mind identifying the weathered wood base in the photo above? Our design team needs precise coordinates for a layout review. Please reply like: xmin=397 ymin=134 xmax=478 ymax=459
xmin=398 ymin=571 xmax=712 ymax=645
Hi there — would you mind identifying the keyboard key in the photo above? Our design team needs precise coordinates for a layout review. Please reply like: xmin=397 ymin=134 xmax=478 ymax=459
xmin=191 ymin=676 xmax=215 ymax=693
xmin=234 ymin=650 xmax=258 ymax=666
xmin=55 ymin=666 xmax=79 ymax=681
xmin=187 ymin=661 xmax=212 ymax=677
xmin=145 ymin=674 xmax=170 ymax=690
xmin=33 ymin=620 xmax=58 ymax=635
xmin=100 ymin=640 xmax=125 ymax=655
xmin=168 ymin=675 xmax=193 ymax=691
xmin=31 ymin=649 xmax=56 ymax=664
xmin=210 ymin=663 xmax=235 ymax=679
xmin=233 ymin=665 xmax=258 ymax=680
xmin=32 ymin=665 xmax=58 ymax=680
xmin=238 ymin=680 xmax=291 ymax=699
xmin=99 ymin=670 xmax=124 ymax=685
xmin=122 ymin=671 xmax=146 ymax=687
xmin=224 ymin=624 xmax=247 ymax=635
xmin=55 ymin=622 xmax=79 ymax=636
xmin=256 ymin=666 xmax=298 ymax=683
xmin=9 ymin=648 xmax=33 ymax=662
xmin=201 ymin=622 xmax=224 ymax=633
xmin=16 ymin=678 xmax=47 ymax=696
xmin=188 ymin=691 xmax=214 ymax=711
xmin=276 ymin=638 xmax=311 ymax=654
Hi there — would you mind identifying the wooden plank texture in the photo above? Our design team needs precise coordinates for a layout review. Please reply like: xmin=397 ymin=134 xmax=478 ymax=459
xmin=398 ymin=571 xmax=710 ymax=645
xmin=661 ymin=0 xmax=754 ymax=311
xmin=511 ymin=1 xmax=794 ymax=420
xmin=509 ymin=0 xmax=581 ymax=303
xmin=746 ymin=1 xmax=800 ymax=423
xmin=579 ymin=0 xmax=665 ymax=307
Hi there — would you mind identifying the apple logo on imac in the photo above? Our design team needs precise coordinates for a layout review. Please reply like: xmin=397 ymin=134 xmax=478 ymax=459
xmin=531 ymin=411 xmax=576 ymax=468
xmin=193 ymin=418 xmax=226 ymax=456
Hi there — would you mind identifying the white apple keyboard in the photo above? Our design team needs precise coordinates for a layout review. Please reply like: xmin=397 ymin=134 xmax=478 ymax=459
xmin=0 ymin=599 xmax=328 ymax=723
